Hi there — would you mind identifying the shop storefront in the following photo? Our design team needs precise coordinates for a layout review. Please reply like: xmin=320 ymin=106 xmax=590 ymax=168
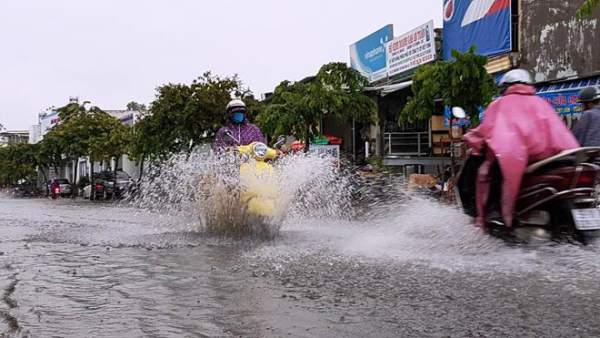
xmin=536 ymin=75 xmax=600 ymax=129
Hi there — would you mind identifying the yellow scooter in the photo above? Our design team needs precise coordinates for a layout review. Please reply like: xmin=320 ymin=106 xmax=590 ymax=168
xmin=225 ymin=132 xmax=286 ymax=219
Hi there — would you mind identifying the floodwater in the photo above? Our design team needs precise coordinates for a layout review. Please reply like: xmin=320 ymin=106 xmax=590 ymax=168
xmin=2 ymin=192 xmax=600 ymax=338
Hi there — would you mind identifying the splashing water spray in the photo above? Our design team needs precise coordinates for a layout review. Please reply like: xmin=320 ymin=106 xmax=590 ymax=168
xmin=128 ymin=146 xmax=357 ymax=238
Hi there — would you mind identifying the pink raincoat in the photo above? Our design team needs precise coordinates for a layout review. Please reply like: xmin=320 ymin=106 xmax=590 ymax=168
xmin=463 ymin=84 xmax=579 ymax=226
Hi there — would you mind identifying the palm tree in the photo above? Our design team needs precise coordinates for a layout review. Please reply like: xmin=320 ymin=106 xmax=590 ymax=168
xmin=577 ymin=0 xmax=599 ymax=19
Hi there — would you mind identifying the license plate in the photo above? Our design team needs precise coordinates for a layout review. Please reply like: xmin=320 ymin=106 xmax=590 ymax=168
xmin=571 ymin=208 xmax=600 ymax=231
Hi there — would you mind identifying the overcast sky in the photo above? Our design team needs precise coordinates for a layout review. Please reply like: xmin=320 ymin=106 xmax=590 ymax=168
xmin=0 ymin=0 xmax=442 ymax=130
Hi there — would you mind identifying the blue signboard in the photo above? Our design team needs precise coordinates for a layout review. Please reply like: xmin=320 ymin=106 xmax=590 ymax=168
xmin=537 ymin=91 xmax=583 ymax=116
xmin=349 ymin=25 xmax=393 ymax=83
xmin=442 ymin=0 xmax=512 ymax=59
xmin=443 ymin=106 xmax=483 ymax=127
xmin=536 ymin=76 xmax=600 ymax=116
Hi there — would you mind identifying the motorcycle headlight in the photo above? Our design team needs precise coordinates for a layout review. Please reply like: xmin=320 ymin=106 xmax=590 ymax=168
xmin=252 ymin=142 xmax=268 ymax=159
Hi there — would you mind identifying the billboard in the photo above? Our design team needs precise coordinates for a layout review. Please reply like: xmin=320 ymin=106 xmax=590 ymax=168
xmin=442 ymin=0 xmax=512 ymax=59
xmin=386 ymin=20 xmax=436 ymax=78
xmin=538 ymin=91 xmax=583 ymax=116
xmin=349 ymin=25 xmax=393 ymax=83
xmin=39 ymin=110 xmax=60 ymax=136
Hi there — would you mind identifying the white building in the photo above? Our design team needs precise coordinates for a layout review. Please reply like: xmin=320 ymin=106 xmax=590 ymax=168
xmin=32 ymin=102 xmax=143 ymax=185
xmin=28 ymin=125 xmax=41 ymax=144
xmin=0 ymin=130 xmax=29 ymax=147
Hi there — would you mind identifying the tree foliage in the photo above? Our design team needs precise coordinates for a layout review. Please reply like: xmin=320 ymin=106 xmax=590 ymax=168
xmin=53 ymin=103 xmax=121 ymax=162
xmin=0 ymin=143 xmax=39 ymax=186
xmin=400 ymin=47 xmax=496 ymax=126
xmin=256 ymin=62 xmax=377 ymax=147
xmin=126 ymin=101 xmax=147 ymax=112
xmin=130 ymin=72 xmax=245 ymax=161
xmin=45 ymin=102 xmax=131 ymax=194
xmin=577 ymin=0 xmax=599 ymax=19
xmin=37 ymin=130 xmax=67 ymax=176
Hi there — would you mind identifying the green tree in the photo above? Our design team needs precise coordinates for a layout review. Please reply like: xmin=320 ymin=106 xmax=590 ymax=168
xmin=256 ymin=62 xmax=377 ymax=149
xmin=130 ymin=72 xmax=245 ymax=173
xmin=36 ymin=136 xmax=66 ymax=194
xmin=577 ymin=0 xmax=599 ymax=19
xmin=53 ymin=102 xmax=131 ymax=197
xmin=0 ymin=144 xmax=38 ymax=187
xmin=400 ymin=47 xmax=496 ymax=126
xmin=126 ymin=101 xmax=147 ymax=112
xmin=91 ymin=113 xmax=132 ymax=197
xmin=38 ymin=129 xmax=68 ymax=179
xmin=400 ymin=62 xmax=445 ymax=123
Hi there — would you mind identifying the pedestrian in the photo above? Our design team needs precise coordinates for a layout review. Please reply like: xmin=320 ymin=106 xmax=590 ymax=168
xmin=572 ymin=86 xmax=600 ymax=146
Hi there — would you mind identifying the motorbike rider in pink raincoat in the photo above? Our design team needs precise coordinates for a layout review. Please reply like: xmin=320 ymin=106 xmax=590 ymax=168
xmin=462 ymin=69 xmax=579 ymax=227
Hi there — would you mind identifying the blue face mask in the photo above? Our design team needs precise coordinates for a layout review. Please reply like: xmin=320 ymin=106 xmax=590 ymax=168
xmin=231 ymin=112 xmax=245 ymax=124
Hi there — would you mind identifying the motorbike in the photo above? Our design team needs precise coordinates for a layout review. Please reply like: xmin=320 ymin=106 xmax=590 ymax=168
xmin=236 ymin=140 xmax=283 ymax=218
xmin=457 ymin=147 xmax=600 ymax=243
xmin=51 ymin=186 xmax=60 ymax=199
xmin=205 ymin=132 xmax=286 ymax=235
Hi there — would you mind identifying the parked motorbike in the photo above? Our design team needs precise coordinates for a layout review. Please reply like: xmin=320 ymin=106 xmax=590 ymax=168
xmin=457 ymin=147 xmax=600 ymax=243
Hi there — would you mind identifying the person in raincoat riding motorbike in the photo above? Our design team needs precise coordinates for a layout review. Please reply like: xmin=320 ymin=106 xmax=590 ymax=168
xmin=462 ymin=69 xmax=579 ymax=228
xmin=213 ymin=99 xmax=266 ymax=151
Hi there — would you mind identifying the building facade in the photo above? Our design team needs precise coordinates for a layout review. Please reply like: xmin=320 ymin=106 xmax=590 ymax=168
xmin=347 ymin=0 xmax=600 ymax=172
xmin=520 ymin=0 xmax=600 ymax=83
xmin=0 ymin=130 xmax=29 ymax=147
xmin=32 ymin=101 xmax=142 ymax=186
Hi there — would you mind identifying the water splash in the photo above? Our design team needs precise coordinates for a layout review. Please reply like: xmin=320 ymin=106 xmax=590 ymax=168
xmin=124 ymin=147 xmax=600 ymax=281
xmin=128 ymin=148 xmax=354 ymax=237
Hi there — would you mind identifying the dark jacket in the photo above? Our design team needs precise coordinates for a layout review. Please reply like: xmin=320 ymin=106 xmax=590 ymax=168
xmin=573 ymin=104 xmax=600 ymax=147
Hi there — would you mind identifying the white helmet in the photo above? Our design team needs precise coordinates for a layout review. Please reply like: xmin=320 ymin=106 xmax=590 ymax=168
xmin=226 ymin=99 xmax=246 ymax=112
xmin=499 ymin=69 xmax=533 ymax=87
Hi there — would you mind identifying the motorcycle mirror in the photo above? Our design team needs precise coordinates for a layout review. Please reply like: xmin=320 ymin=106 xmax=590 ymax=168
xmin=273 ymin=135 xmax=286 ymax=149
xmin=452 ymin=107 xmax=467 ymax=119
xmin=224 ymin=130 xmax=239 ymax=144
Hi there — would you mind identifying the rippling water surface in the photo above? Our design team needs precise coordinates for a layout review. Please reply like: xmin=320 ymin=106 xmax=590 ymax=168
xmin=1 ymin=155 xmax=600 ymax=337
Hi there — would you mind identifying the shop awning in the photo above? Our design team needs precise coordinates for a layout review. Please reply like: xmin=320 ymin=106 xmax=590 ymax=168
xmin=537 ymin=76 xmax=600 ymax=94
xmin=536 ymin=75 xmax=600 ymax=115
xmin=364 ymin=80 xmax=413 ymax=96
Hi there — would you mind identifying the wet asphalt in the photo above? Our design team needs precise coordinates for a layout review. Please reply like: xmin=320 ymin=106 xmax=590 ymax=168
xmin=1 ymin=195 xmax=599 ymax=337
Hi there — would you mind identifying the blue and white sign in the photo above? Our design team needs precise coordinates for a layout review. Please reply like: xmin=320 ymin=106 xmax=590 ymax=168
xmin=39 ymin=110 xmax=60 ymax=136
xmin=386 ymin=21 xmax=436 ymax=77
xmin=350 ymin=25 xmax=393 ymax=83
xmin=442 ymin=0 xmax=512 ymax=59
xmin=538 ymin=91 xmax=583 ymax=116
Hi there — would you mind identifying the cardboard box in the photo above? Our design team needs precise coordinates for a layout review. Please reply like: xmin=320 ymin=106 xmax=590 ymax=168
xmin=432 ymin=133 xmax=450 ymax=143
xmin=433 ymin=146 xmax=449 ymax=155
xmin=431 ymin=116 xmax=448 ymax=131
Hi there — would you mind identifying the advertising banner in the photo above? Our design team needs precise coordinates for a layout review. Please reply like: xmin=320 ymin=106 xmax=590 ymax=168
xmin=309 ymin=145 xmax=340 ymax=168
xmin=386 ymin=20 xmax=436 ymax=77
xmin=442 ymin=0 xmax=512 ymax=59
xmin=349 ymin=25 xmax=393 ymax=83
xmin=538 ymin=91 xmax=583 ymax=116
xmin=39 ymin=110 xmax=60 ymax=136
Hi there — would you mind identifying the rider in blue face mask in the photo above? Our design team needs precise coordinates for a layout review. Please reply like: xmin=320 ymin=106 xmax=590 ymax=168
xmin=213 ymin=99 xmax=267 ymax=151
xmin=231 ymin=110 xmax=246 ymax=124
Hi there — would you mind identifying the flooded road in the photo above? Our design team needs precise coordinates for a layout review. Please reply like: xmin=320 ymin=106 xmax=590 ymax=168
xmin=1 ymin=194 xmax=600 ymax=337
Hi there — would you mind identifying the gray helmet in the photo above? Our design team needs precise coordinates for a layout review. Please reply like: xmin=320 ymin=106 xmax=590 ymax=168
xmin=499 ymin=69 xmax=533 ymax=87
xmin=226 ymin=99 xmax=246 ymax=112
xmin=579 ymin=86 xmax=600 ymax=103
